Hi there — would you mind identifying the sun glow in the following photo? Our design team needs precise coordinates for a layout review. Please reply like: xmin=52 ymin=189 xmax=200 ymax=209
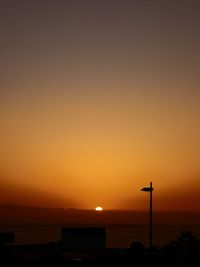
xmin=95 ymin=206 xmax=103 ymax=211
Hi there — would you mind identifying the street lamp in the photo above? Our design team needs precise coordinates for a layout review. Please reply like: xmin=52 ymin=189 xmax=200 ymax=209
xmin=141 ymin=181 xmax=154 ymax=252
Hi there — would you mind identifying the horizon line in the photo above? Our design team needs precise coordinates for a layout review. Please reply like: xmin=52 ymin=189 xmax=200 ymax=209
xmin=0 ymin=203 xmax=200 ymax=213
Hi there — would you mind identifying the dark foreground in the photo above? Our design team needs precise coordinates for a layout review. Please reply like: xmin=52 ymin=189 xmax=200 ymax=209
xmin=1 ymin=231 xmax=200 ymax=266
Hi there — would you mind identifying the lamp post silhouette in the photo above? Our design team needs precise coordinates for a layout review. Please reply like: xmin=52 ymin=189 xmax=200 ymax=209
xmin=141 ymin=181 xmax=154 ymax=252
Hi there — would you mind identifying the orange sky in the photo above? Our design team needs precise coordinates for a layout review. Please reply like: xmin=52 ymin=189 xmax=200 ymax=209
xmin=0 ymin=0 xmax=200 ymax=211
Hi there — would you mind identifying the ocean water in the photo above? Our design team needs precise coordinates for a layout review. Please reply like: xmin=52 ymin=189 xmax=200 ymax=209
xmin=0 ymin=224 xmax=200 ymax=248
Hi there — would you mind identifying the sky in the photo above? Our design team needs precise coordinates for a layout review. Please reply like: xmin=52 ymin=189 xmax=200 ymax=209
xmin=0 ymin=0 xmax=200 ymax=211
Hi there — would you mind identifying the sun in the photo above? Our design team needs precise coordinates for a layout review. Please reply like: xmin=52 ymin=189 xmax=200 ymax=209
xmin=95 ymin=206 xmax=103 ymax=211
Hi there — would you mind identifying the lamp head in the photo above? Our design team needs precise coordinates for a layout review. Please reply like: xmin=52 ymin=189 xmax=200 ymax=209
xmin=141 ymin=187 xmax=154 ymax=192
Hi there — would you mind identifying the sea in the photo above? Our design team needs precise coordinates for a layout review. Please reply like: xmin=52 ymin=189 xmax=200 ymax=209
xmin=1 ymin=224 xmax=200 ymax=248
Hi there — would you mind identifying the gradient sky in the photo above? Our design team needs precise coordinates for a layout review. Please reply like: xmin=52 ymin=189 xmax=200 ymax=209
xmin=1 ymin=0 xmax=200 ymax=211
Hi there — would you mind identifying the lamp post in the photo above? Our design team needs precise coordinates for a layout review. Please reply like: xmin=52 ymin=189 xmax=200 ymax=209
xmin=141 ymin=181 xmax=154 ymax=252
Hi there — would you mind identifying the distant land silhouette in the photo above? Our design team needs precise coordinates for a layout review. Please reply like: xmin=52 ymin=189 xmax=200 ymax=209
xmin=0 ymin=204 xmax=200 ymax=225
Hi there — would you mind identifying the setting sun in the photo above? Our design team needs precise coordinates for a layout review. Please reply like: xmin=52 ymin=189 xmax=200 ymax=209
xmin=95 ymin=207 xmax=103 ymax=211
